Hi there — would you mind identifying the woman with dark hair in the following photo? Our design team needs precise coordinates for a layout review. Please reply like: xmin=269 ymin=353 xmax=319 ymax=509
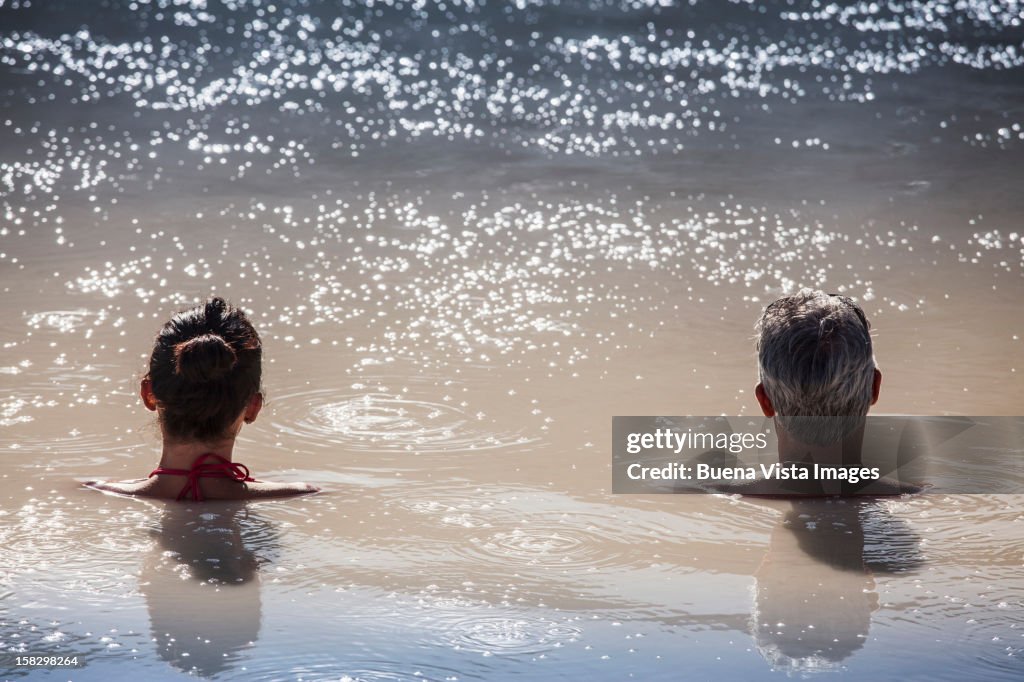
xmin=87 ymin=296 xmax=317 ymax=500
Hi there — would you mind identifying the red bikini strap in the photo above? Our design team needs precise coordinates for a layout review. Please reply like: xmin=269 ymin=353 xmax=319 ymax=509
xmin=149 ymin=452 xmax=256 ymax=501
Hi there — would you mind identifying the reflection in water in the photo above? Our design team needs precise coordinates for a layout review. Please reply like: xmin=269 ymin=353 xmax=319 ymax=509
xmin=752 ymin=499 xmax=923 ymax=672
xmin=142 ymin=504 xmax=277 ymax=677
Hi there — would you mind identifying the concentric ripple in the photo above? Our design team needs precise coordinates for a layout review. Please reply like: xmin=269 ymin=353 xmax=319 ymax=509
xmin=24 ymin=308 xmax=95 ymax=334
xmin=470 ymin=526 xmax=588 ymax=566
xmin=440 ymin=613 xmax=582 ymax=656
xmin=270 ymin=386 xmax=537 ymax=455
xmin=459 ymin=516 xmax=644 ymax=572
xmin=236 ymin=657 xmax=472 ymax=682
xmin=399 ymin=592 xmax=584 ymax=657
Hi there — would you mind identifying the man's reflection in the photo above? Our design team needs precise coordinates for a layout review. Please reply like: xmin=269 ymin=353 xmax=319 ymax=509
xmin=751 ymin=499 xmax=922 ymax=672
xmin=142 ymin=502 xmax=277 ymax=677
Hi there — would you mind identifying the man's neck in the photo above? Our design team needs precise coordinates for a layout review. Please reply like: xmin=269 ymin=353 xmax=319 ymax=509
xmin=775 ymin=422 xmax=866 ymax=467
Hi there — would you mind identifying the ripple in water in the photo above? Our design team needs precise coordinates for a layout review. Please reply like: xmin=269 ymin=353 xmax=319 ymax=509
xmin=385 ymin=485 xmax=774 ymax=572
xmin=440 ymin=613 xmax=581 ymax=657
xmin=24 ymin=309 xmax=95 ymax=334
xmin=387 ymin=483 xmax=548 ymax=529
xmin=0 ymin=497 xmax=154 ymax=605
xmin=459 ymin=518 xmax=641 ymax=572
xmin=330 ymin=664 xmax=465 ymax=682
xmin=459 ymin=514 xmax=666 ymax=572
xmin=236 ymin=656 xmax=469 ymax=682
xmin=270 ymin=386 xmax=537 ymax=455
xmin=0 ymin=386 xmax=134 ymax=464
xmin=402 ymin=592 xmax=583 ymax=658
xmin=473 ymin=527 xmax=586 ymax=565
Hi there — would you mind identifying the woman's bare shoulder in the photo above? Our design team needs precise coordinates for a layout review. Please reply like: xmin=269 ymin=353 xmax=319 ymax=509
xmin=83 ymin=477 xmax=320 ymax=500
xmin=83 ymin=478 xmax=157 ymax=497
xmin=243 ymin=481 xmax=321 ymax=499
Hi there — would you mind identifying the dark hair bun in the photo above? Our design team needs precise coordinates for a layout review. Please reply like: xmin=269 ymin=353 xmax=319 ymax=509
xmin=173 ymin=333 xmax=237 ymax=382
xmin=205 ymin=296 xmax=228 ymax=320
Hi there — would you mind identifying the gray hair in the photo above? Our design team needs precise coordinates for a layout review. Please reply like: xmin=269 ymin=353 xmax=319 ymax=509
xmin=755 ymin=289 xmax=876 ymax=445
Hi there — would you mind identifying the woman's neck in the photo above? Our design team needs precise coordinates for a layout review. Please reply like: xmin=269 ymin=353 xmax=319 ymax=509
xmin=158 ymin=438 xmax=238 ymax=470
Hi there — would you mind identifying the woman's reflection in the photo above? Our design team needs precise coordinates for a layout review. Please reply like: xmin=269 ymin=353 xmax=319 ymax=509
xmin=751 ymin=499 xmax=922 ymax=672
xmin=142 ymin=502 xmax=278 ymax=677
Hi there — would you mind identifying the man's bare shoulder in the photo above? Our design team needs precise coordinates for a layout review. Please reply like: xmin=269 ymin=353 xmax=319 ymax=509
xmin=705 ymin=475 xmax=923 ymax=498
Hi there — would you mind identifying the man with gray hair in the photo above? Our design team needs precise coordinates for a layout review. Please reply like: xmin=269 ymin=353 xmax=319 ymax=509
xmin=744 ymin=289 xmax=918 ymax=495
xmin=754 ymin=289 xmax=881 ymax=447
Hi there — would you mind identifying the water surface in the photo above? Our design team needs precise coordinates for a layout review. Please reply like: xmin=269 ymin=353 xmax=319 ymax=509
xmin=1 ymin=0 xmax=1023 ymax=679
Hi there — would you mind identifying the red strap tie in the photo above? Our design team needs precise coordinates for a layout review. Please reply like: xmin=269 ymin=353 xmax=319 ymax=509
xmin=149 ymin=452 xmax=256 ymax=501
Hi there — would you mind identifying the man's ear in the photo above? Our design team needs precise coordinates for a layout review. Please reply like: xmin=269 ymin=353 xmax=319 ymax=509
xmin=870 ymin=368 xmax=882 ymax=405
xmin=244 ymin=392 xmax=263 ymax=424
xmin=755 ymin=382 xmax=775 ymax=417
xmin=140 ymin=378 xmax=158 ymax=411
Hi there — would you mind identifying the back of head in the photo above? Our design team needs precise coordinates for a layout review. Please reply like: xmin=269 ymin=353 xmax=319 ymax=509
xmin=147 ymin=297 xmax=261 ymax=442
xmin=755 ymin=289 xmax=875 ymax=445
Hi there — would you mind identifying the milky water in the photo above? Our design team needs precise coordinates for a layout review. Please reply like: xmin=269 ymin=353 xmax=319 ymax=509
xmin=1 ymin=0 xmax=1023 ymax=680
